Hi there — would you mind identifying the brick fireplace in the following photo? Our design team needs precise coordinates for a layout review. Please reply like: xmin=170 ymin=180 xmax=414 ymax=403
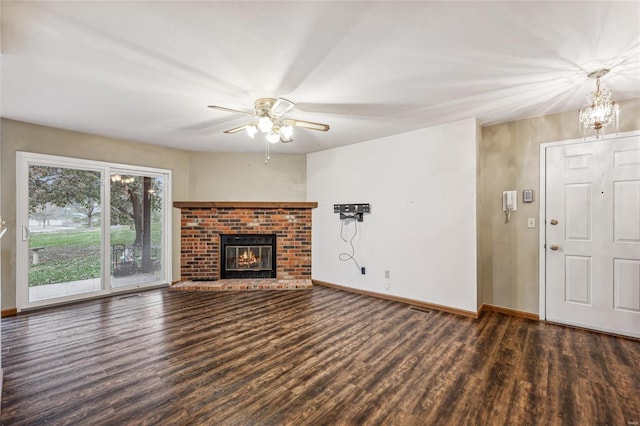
xmin=174 ymin=202 xmax=316 ymax=285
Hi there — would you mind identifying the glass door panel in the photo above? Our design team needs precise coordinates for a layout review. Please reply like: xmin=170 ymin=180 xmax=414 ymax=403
xmin=27 ymin=165 xmax=103 ymax=302
xmin=110 ymin=173 xmax=165 ymax=288
xmin=18 ymin=152 xmax=171 ymax=310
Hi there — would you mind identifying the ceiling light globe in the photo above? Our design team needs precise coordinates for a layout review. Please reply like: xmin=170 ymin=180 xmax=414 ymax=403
xmin=280 ymin=125 xmax=293 ymax=141
xmin=258 ymin=116 xmax=273 ymax=133
xmin=266 ymin=132 xmax=280 ymax=144
xmin=246 ymin=124 xmax=258 ymax=138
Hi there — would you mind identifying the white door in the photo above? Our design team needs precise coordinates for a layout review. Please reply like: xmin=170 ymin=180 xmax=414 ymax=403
xmin=545 ymin=134 xmax=640 ymax=338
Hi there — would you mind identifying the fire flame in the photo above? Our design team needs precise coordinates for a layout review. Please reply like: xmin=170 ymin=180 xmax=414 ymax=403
xmin=239 ymin=249 xmax=259 ymax=268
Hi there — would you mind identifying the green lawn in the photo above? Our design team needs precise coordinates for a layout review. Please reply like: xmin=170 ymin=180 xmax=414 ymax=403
xmin=28 ymin=226 xmax=162 ymax=286
xmin=29 ymin=249 xmax=101 ymax=285
xmin=29 ymin=226 xmax=162 ymax=248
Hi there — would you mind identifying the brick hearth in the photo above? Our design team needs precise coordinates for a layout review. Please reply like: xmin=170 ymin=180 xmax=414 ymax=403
xmin=170 ymin=278 xmax=313 ymax=291
xmin=174 ymin=202 xmax=317 ymax=283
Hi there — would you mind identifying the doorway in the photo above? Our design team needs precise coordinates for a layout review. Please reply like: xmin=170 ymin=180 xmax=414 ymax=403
xmin=541 ymin=133 xmax=640 ymax=338
xmin=16 ymin=153 xmax=172 ymax=310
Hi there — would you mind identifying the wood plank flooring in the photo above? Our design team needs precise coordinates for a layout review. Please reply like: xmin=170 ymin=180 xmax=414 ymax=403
xmin=2 ymin=286 xmax=639 ymax=425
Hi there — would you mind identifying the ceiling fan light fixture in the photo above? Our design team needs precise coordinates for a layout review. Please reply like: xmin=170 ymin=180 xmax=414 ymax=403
xmin=266 ymin=130 xmax=280 ymax=144
xmin=246 ymin=123 xmax=258 ymax=138
xmin=212 ymin=97 xmax=330 ymax=163
xmin=258 ymin=116 xmax=273 ymax=133
xmin=578 ymin=68 xmax=619 ymax=139
xmin=280 ymin=124 xmax=293 ymax=141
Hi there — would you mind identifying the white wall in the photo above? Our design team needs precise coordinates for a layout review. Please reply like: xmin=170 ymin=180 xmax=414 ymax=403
xmin=307 ymin=118 xmax=478 ymax=313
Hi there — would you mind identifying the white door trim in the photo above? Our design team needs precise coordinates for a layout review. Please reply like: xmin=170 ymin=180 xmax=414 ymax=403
xmin=538 ymin=130 xmax=640 ymax=320
xmin=16 ymin=152 xmax=173 ymax=311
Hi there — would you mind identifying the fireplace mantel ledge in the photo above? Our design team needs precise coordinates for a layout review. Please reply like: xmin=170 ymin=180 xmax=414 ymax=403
xmin=173 ymin=201 xmax=318 ymax=209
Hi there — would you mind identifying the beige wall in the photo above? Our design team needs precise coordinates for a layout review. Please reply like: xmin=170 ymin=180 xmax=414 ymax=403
xmin=188 ymin=152 xmax=306 ymax=201
xmin=475 ymin=119 xmax=483 ymax=309
xmin=478 ymin=97 xmax=640 ymax=314
xmin=0 ymin=119 xmax=307 ymax=310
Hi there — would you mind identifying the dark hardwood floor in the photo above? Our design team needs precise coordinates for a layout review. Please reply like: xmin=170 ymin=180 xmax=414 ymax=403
xmin=2 ymin=286 xmax=639 ymax=425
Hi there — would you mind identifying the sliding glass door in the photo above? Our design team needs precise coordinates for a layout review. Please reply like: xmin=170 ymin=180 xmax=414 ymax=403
xmin=110 ymin=172 xmax=165 ymax=288
xmin=25 ymin=165 xmax=104 ymax=302
xmin=16 ymin=153 xmax=172 ymax=310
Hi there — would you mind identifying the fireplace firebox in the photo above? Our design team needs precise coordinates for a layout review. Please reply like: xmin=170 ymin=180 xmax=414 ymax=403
xmin=220 ymin=234 xmax=277 ymax=279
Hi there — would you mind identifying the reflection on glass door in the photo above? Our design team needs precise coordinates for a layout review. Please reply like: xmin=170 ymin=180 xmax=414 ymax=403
xmin=110 ymin=173 xmax=164 ymax=288
xmin=27 ymin=165 xmax=103 ymax=302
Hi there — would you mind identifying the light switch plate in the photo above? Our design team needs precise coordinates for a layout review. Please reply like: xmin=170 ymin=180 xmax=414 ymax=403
xmin=527 ymin=218 xmax=535 ymax=228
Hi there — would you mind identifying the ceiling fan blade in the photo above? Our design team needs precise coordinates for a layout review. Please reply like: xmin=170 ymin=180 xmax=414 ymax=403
xmin=208 ymin=105 xmax=255 ymax=116
xmin=295 ymin=102 xmax=414 ymax=117
xmin=283 ymin=118 xmax=330 ymax=132
xmin=223 ymin=124 xmax=251 ymax=134
xmin=270 ymin=98 xmax=295 ymax=118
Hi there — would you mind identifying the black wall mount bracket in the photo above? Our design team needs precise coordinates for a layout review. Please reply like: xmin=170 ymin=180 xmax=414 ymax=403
xmin=334 ymin=203 xmax=370 ymax=222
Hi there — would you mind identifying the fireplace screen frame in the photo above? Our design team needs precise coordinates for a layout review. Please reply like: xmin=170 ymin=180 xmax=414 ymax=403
xmin=220 ymin=234 xmax=277 ymax=279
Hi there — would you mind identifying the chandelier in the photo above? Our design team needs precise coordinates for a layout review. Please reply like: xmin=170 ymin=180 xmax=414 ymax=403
xmin=578 ymin=68 xmax=619 ymax=139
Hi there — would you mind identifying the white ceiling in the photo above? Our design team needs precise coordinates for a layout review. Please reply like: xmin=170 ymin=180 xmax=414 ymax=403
xmin=2 ymin=1 xmax=639 ymax=154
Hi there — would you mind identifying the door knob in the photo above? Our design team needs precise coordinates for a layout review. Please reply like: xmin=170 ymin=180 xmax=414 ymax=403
xmin=550 ymin=219 xmax=559 ymax=225
xmin=549 ymin=244 xmax=559 ymax=251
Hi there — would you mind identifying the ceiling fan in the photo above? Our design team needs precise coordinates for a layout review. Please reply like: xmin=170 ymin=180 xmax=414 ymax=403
xmin=208 ymin=98 xmax=330 ymax=144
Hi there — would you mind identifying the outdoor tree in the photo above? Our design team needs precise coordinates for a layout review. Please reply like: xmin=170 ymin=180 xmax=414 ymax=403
xmin=28 ymin=166 xmax=59 ymax=227
xmin=56 ymin=170 xmax=101 ymax=228
xmin=28 ymin=166 xmax=101 ymax=228
xmin=111 ymin=175 xmax=162 ymax=272
xmin=29 ymin=167 xmax=162 ymax=272
xmin=28 ymin=165 xmax=57 ymax=213
xmin=110 ymin=175 xmax=162 ymax=246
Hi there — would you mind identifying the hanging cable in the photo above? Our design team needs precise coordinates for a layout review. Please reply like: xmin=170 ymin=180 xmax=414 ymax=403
xmin=338 ymin=215 xmax=361 ymax=271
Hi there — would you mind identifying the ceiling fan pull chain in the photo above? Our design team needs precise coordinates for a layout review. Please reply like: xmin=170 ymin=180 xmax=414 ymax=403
xmin=265 ymin=139 xmax=271 ymax=164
